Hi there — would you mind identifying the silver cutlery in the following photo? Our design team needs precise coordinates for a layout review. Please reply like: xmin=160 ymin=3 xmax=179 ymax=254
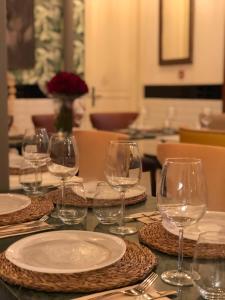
xmin=0 ymin=224 xmax=57 ymax=238
xmin=87 ymin=272 xmax=158 ymax=299
xmin=0 ymin=215 xmax=49 ymax=232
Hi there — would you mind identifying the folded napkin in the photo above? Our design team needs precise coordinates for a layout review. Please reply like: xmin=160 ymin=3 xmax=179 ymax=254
xmin=0 ymin=222 xmax=57 ymax=239
xmin=127 ymin=211 xmax=162 ymax=224
xmin=10 ymin=172 xmax=83 ymax=190
xmin=75 ymin=285 xmax=171 ymax=299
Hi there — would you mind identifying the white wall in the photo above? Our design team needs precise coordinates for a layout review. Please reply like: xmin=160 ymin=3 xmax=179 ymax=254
xmin=140 ymin=0 xmax=225 ymax=85
xmin=9 ymin=1 xmax=225 ymax=132
xmin=9 ymin=99 xmax=54 ymax=135
xmin=138 ymin=0 xmax=225 ymax=129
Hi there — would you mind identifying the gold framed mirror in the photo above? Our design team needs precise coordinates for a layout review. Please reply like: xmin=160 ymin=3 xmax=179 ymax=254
xmin=159 ymin=0 xmax=194 ymax=65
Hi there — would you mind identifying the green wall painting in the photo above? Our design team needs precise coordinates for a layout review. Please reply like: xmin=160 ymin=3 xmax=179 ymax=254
xmin=11 ymin=0 xmax=84 ymax=86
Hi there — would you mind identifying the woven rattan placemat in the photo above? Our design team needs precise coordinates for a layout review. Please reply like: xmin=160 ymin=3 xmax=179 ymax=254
xmin=0 ymin=241 xmax=157 ymax=293
xmin=139 ymin=222 xmax=225 ymax=258
xmin=139 ymin=222 xmax=195 ymax=257
xmin=0 ymin=196 xmax=53 ymax=226
xmin=47 ymin=188 xmax=147 ymax=208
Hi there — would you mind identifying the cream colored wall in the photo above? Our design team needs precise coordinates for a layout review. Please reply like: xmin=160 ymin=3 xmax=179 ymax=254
xmin=140 ymin=0 xmax=225 ymax=85
xmin=9 ymin=1 xmax=225 ymax=133
xmin=9 ymin=99 xmax=55 ymax=135
xmin=138 ymin=0 xmax=225 ymax=128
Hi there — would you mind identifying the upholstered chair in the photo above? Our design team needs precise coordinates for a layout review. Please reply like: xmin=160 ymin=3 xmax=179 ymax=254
xmin=90 ymin=112 xmax=138 ymax=131
xmin=157 ymin=142 xmax=225 ymax=212
xmin=179 ymin=127 xmax=225 ymax=147
xmin=73 ymin=129 xmax=128 ymax=180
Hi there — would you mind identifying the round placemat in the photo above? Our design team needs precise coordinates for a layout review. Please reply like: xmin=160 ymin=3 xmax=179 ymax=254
xmin=47 ymin=188 xmax=147 ymax=208
xmin=139 ymin=222 xmax=225 ymax=258
xmin=139 ymin=222 xmax=196 ymax=257
xmin=0 ymin=196 xmax=54 ymax=226
xmin=0 ymin=241 xmax=157 ymax=293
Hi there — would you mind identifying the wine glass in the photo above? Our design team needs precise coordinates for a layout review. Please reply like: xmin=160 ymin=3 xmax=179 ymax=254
xmin=157 ymin=158 xmax=207 ymax=286
xmin=47 ymin=132 xmax=79 ymax=218
xmin=22 ymin=128 xmax=49 ymax=194
xmin=105 ymin=140 xmax=142 ymax=235
xmin=199 ymin=107 xmax=212 ymax=128
xmin=164 ymin=106 xmax=176 ymax=133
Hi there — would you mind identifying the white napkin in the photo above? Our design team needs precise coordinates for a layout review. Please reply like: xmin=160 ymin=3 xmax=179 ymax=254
xmin=0 ymin=222 xmax=56 ymax=239
xmin=10 ymin=172 xmax=83 ymax=190
xmin=127 ymin=211 xmax=162 ymax=224
xmin=75 ymin=285 xmax=171 ymax=299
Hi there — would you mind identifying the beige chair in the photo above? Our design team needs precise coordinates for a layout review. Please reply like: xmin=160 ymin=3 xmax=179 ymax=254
xmin=157 ymin=142 xmax=225 ymax=212
xmin=208 ymin=113 xmax=225 ymax=130
xmin=179 ymin=127 xmax=225 ymax=147
xmin=73 ymin=129 xmax=128 ymax=180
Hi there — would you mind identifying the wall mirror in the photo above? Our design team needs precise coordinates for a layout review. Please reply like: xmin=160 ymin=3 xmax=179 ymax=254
xmin=159 ymin=0 xmax=194 ymax=65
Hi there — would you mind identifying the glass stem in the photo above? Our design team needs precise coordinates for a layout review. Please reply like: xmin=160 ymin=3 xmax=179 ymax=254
xmin=177 ymin=228 xmax=184 ymax=273
xmin=34 ymin=164 xmax=39 ymax=192
xmin=58 ymin=178 xmax=65 ymax=216
xmin=119 ymin=191 xmax=125 ymax=227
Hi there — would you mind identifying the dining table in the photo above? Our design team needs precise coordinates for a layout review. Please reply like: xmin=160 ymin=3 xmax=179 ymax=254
xmin=0 ymin=190 xmax=202 ymax=300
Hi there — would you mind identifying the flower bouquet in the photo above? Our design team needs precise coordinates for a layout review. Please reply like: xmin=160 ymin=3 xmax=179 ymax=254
xmin=47 ymin=71 xmax=88 ymax=133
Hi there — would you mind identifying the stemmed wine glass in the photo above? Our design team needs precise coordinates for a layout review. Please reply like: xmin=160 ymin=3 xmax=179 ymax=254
xmin=22 ymin=128 xmax=49 ymax=194
xmin=157 ymin=158 xmax=207 ymax=286
xmin=199 ymin=107 xmax=212 ymax=128
xmin=105 ymin=140 xmax=142 ymax=235
xmin=47 ymin=132 xmax=79 ymax=218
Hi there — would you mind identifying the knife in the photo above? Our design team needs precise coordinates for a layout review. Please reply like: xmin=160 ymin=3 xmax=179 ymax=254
xmin=143 ymin=290 xmax=178 ymax=299
xmin=86 ymin=289 xmax=177 ymax=300
xmin=0 ymin=224 xmax=58 ymax=238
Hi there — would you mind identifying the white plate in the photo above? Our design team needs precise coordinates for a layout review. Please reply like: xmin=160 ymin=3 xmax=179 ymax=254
xmin=0 ymin=194 xmax=31 ymax=215
xmin=83 ymin=181 xmax=146 ymax=199
xmin=162 ymin=211 xmax=225 ymax=241
xmin=5 ymin=230 xmax=126 ymax=274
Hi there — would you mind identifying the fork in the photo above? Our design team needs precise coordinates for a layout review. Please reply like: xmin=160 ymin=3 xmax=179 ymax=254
xmin=0 ymin=215 xmax=49 ymax=232
xmin=87 ymin=272 xmax=158 ymax=299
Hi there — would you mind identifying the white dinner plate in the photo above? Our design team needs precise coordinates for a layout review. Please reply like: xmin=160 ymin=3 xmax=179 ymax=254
xmin=5 ymin=230 xmax=126 ymax=274
xmin=0 ymin=194 xmax=31 ymax=215
xmin=83 ymin=181 xmax=146 ymax=199
xmin=162 ymin=211 xmax=225 ymax=241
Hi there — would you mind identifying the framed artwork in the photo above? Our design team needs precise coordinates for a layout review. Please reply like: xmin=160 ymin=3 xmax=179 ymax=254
xmin=159 ymin=0 xmax=194 ymax=65
xmin=6 ymin=0 xmax=35 ymax=70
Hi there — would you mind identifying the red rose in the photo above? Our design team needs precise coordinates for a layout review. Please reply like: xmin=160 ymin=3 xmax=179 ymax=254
xmin=47 ymin=71 xmax=89 ymax=96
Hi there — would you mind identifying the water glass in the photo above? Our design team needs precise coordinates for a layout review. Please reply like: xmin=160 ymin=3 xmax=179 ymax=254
xmin=157 ymin=158 xmax=207 ymax=286
xmin=59 ymin=182 xmax=87 ymax=225
xmin=199 ymin=107 xmax=212 ymax=128
xmin=192 ymin=231 xmax=225 ymax=299
xmin=93 ymin=182 xmax=121 ymax=225
xmin=19 ymin=160 xmax=42 ymax=194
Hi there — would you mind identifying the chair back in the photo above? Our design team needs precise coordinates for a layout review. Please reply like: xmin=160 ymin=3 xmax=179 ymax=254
xmin=32 ymin=114 xmax=56 ymax=134
xmin=90 ymin=112 xmax=138 ymax=131
xmin=157 ymin=142 xmax=225 ymax=212
xmin=73 ymin=129 xmax=128 ymax=180
xmin=208 ymin=113 xmax=225 ymax=130
xmin=179 ymin=127 xmax=225 ymax=147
